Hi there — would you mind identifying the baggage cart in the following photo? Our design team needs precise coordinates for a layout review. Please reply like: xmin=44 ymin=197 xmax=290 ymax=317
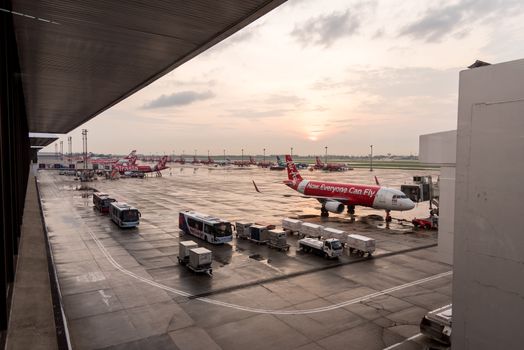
xmin=177 ymin=241 xmax=198 ymax=265
xmin=235 ymin=221 xmax=252 ymax=239
xmin=282 ymin=218 xmax=302 ymax=234
xmin=346 ymin=234 xmax=375 ymax=257
xmin=249 ymin=224 xmax=269 ymax=244
xmin=267 ymin=229 xmax=290 ymax=251
xmin=188 ymin=247 xmax=213 ymax=275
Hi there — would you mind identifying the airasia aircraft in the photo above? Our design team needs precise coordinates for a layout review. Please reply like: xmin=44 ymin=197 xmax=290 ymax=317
xmin=284 ymin=155 xmax=414 ymax=221
xmin=90 ymin=150 xmax=137 ymax=165
xmin=112 ymin=156 xmax=169 ymax=177
xmin=232 ymin=156 xmax=256 ymax=167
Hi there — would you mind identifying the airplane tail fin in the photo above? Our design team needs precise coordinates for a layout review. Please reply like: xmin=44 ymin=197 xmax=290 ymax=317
xmin=315 ymin=156 xmax=323 ymax=166
xmin=156 ymin=156 xmax=168 ymax=170
xmin=125 ymin=150 xmax=136 ymax=159
xmin=285 ymin=155 xmax=303 ymax=183
xmin=250 ymin=156 xmax=256 ymax=164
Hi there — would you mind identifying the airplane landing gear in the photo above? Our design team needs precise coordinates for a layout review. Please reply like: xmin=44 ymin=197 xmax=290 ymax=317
xmin=385 ymin=210 xmax=392 ymax=222
xmin=321 ymin=206 xmax=329 ymax=217
xmin=347 ymin=205 xmax=355 ymax=222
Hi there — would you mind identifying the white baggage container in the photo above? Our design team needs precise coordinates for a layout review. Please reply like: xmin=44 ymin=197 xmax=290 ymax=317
xmin=268 ymin=229 xmax=290 ymax=251
xmin=179 ymin=241 xmax=198 ymax=260
xmin=322 ymin=227 xmax=346 ymax=243
xmin=346 ymin=234 xmax=375 ymax=256
xmin=235 ymin=221 xmax=252 ymax=239
xmin=189 ymin=247 xmax=213 ymax=269
xmin=282 ymin=218 xmax=302 ymax=233
xmin=299 ymin=222 xmax=323 ymax=238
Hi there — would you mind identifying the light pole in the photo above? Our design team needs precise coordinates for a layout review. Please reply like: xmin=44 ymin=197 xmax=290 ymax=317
xmin=324 ymin=146 xmax=328 ymax=164
xmin=223 ymin=149 xmax=226 ymax=162
xmin=291 ymin=147 xmax=293 ymax=157
xmin=263 ymin=148 xmax=266 ymax=163
xmin=241 ymin=148 xmax=244 ymax=164
xmin=370 ymin=145 xmax=373 ymax=172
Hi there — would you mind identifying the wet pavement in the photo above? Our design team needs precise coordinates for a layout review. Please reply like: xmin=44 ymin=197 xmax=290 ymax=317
xmin=38 ymin=166 xmax=451 ymax=350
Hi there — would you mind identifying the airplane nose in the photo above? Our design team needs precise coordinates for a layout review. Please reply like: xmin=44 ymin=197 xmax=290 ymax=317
xmin=406 ymin=200 xmax=415 ymax=210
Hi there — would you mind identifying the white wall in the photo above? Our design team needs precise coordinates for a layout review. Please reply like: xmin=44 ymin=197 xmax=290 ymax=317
xmin=419 ymin=130 xmax=456 ymax=264
xmin=453 ymin=59 xmax=524 ymax=349
xmin=419 ymin=130 xmax=456 ymax=165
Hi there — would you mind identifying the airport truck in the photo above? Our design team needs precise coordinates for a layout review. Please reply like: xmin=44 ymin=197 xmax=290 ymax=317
xmin=346 ymin=234 xmax=375 ymax=257
xmin=298 ymin=237 xmax=343 ymax=259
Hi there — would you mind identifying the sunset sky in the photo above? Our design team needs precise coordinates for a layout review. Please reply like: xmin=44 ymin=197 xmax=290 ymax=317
xmin=44 ymin=0 xmax=524 ymax=156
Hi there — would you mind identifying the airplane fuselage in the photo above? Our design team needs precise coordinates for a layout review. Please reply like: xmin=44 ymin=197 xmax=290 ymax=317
xmin=287 ymin=179 xmax=415 ymax=211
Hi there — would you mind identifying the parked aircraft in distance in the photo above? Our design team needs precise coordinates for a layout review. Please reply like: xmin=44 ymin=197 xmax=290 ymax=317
xmin=200 ymin=156 xmax=215 ymax=165
xmin=174 ymin=156 xmax=186 ymax=164
xmin=232 ymin=156 xmax=256 ymax=167
xmin=313 ymin=156 xmax=350 ymax=171
xmin=269 ymin=155 xmax=286 ymax=171
xmin=112 ymin=156 xmax=169 ymax=177
xmin=90 ymin=150 xmax=137 ymax=165
xmin=284 ymin=155 xmax=414 ymax=221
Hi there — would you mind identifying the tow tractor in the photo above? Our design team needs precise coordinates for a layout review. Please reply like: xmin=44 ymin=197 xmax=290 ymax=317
xmin=412 ymin=214 xmax=438 ymax=230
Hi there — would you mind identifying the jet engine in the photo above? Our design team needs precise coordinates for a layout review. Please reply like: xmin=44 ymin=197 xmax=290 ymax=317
xmin=324 ymin=200 xmax=345 ymax=213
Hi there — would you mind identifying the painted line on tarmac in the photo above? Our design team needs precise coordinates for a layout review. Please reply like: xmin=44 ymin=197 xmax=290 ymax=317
xmin=80 ymin=212 xmax=452 ymax=315
xmin=383 ymin=333 xmax=423 ymax=350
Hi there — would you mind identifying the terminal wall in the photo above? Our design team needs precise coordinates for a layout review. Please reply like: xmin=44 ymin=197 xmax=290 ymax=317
xmin=419 ymin=130 xmax=456 ymax=265
xmin=453 ymin=59 xmax=524 ymax=349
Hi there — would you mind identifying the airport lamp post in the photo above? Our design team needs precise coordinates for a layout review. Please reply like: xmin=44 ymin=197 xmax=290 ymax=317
xmin=263 ymin=148 xmax=266 ymax=163
xmin=241 ymin=148 xmax=244 ymax=164
xmin=223 ymin=149 xmax=226 ymax=162
xmin=291 ymin=147 xmax=293 ymax=157
xmin=325 ymin=146 xmax=328 ymax=164
xmin=370 ymin=145 xmax=373 ymax=172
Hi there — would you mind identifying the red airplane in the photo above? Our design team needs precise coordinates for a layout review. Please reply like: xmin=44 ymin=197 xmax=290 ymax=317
xmin=284 ymin=155 xmax=414 ymax=221
xmin=314 ymin=156 xmax=348 ymax=171
xmin=191 ymin=156 xmax=201 ymax=165
xmin=174 ymin=156 xmax=186 ymax=164
xmin=90 ymin=150 xmax=137 ymax=165
xmin=200 ymin=156 xmax=215 ymax=165
xmin=111 ymin=156 xmax=169 ymax=177
xmin=232 ymin=156 xmax=256 ymax=167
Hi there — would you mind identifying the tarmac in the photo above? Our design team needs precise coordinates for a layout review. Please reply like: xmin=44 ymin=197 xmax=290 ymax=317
xmin=37 ymin=166 xmax=451 ymax=350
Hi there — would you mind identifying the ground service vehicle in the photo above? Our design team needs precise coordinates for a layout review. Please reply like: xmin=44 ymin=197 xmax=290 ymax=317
xmin=235 ymin=221 xmax=252 ymax=239
xmin=420 ymin=304 xmax=452 ymax=346
xmin=412 ymin=216 xmax=439 ymax=229
xmin=177 ymin=241 xmax=198 ymax=265
xmin=298 ymin=238 xmax=343 ymax=258
xmin=188 ymin=247 xmax=213 ymax=275
xmin=93 ymin=192 xmax=116 ymax=213
xmin=179 ymin=210 xmax=233 ymax=244
xmin=109 ymin=202 xmax=140 ymax=228
xmin=346 ymin=234 xmax=375 ymax=257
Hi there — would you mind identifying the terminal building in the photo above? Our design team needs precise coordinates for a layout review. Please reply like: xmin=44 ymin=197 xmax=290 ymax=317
xmin=420 ymin=59 xmax=524 ymax=349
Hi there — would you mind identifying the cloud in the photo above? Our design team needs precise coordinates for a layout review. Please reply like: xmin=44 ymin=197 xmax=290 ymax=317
xmin=264 ymin=93 xmax=305 ymax=106
xmin=142 ymin=90 xmax=214 ymax=109
xmin=291 ymin=10 xmax=360 ymax=47
xmin=400 ymin=0 xmax=523 ymax=42
xmin=224 ymin=107 xmax=292 ymax=120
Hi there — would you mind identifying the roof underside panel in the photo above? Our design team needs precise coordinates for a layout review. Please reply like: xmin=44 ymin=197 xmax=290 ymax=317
xmin=12 ymin=0 xmax=286 ymax=133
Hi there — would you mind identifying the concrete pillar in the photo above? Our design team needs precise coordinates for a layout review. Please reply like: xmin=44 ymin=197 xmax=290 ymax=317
xmin=453 ymin=59 xmax=524 ymax=349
